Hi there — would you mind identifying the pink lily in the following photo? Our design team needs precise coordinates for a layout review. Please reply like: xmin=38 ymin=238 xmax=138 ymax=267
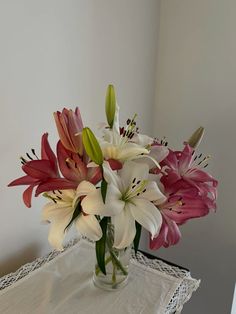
xmin=8 ymin=134 xmax=73 ymax=207
xmin=149 ymin=214 xmax=181 ymax=250
xmin=35 ymin=140 xmax=103 ymax=196
xmin=160 ymin=144 xmax=218 ymax=201
xmin=54 ymin=107 xmax=84 ymax=155
xmin=150 ymin=187 xmax=213 ymax=249
xmin=55 ymin=141 xmax=102 ymax=187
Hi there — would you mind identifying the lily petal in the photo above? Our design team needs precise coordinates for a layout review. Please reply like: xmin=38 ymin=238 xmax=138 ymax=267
xmin=117 ymin=143 xmax=149 ymax=161
xmin=42 ymin=203 xmax=74 ymax=250
xmin=139 ymin=181 xmax=167 ymax=203
xmin=112 ymin=209 xmax=136 ymax=249
xmin=23 ymin=184 xmax=36 ymax=208
xmin=22 ymin=160 xmax=57 ymax=179
xmin=132 ymin=133 xmax=153 ymax=146
xmin=103 ymin=161 xmax=122 ymax=188
xmin=41 ymin=133 xmax=58 ymax=175
xmin=35 ymin=178 xmax=77 ymax=196
xmin=81 ymin=189 xmax=106 ymax=215
xmin=150 ymin=145 xmax=169 ymax=163
xmin=81 ymin=183 xmax=124 ymax=216
xmin=128 ymin=199 xmax=162 ymax=238
xmin=57 ymin=141 xmax=87 ymax=182
xmin=118 ymin=161 xmax=149 ymax=188
xmin=8 ymin=175 xmax=39 ymax=186
xmin=76 ymin=180 xmax=96 ymax=196
xmin=75 ymin=214 xmax=102 ymax=241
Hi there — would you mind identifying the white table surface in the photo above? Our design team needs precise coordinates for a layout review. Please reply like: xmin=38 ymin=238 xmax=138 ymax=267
xmin=0 ymin=238 xmax=200 ymax=314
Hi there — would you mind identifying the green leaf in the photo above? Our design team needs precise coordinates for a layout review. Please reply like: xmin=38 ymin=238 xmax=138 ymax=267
xmin=133 ymin=222 xmax=142 ymax=254
xmin=101 ymin=179 xmax=108 ymax=203
xmin=105 ymin=84 xmax=116 ymax=128
xmin=95 ymin=217 xmax=108 ymax=275
xmin=65 ymin=201 xmax=81 ymax=231
xmin=187 ymin=127 xmax=205 ymax=149
xmin=82 ymin=127 xmax=103 ymax=165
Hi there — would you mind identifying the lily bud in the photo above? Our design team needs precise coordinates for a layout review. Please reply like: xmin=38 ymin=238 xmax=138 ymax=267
xmin=105 ymin=84 xmax=116 ymax=128
xmin=187 ymin=127 xmax=205 ymax=149
xmin=54 ymin=107 xmax=84 ymax=155
xmin=82 ymin=127 xmax=103 ymax=166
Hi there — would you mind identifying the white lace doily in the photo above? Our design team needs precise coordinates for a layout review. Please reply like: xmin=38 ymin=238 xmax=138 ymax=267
xmin=0 ymin=238 xmax=200 ymax=314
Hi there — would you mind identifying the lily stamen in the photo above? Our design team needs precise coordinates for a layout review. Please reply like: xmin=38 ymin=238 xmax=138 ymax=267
xmin=26 ymin=153 xmax=33 ymax=160
xmin=124 ymin=179 xmax=148 ymax=200
xmin=31 ymin=148 xmax=39 ymax=159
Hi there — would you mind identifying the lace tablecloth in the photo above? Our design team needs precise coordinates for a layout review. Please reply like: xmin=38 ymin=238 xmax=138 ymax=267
xmin=0 ymin=238 xmax=200 ymax=314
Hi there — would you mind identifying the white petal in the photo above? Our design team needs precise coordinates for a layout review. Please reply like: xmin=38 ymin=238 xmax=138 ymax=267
xmin=112 ymin=104 xmax=120 ymax=135
xmin=81 ymin=184 xmax=124 ymax=216
xmin=134 ymin=154 xmax=161 ymax=170
xmin=59 ymin=189 xmax=76 ymax=202
xmin=128 ymin=199 xmax=162 ymax=238
xmin=47 ymin=220 xmax=69 ymax=251
xmin=46 ymin=190 xmax=75 ymax=204
xmin=75 ymin=214 xmax=102 ymax=241
xmin=101 ymin=144 xmax=119 ymax=159
xmin=102 ymin=161 xmax=122 ymax=189
xmin=76 ymin=180 xmax=96 ymax=197
xmin=112 ymin=209 xmax=136 ymax=249
xmin=119 ymin=160 xmax=149 ymax=188
xmin=105 ymin=184 xmax=124 ymax=214
xmin=81 ymin=188 xmax=105 ymax=214
xmin=42 ymin=203 xmax=73 ymax=221
xmin=42 ymin=203 xmax=74 ymax=250
xmin=117 ymin=143 xmax=149 ymax=161
xmin=132 ymin=133 xmax=153 ymax=146
xmin=149 ymin=145 xmax=169 ymax=163
xmin=101 ymin=129 xmax=113 ymax=144
xmin=140 ymin=181 xmax=167 ymax=203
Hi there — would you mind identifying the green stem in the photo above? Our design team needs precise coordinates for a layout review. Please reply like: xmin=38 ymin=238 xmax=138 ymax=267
xmin=95 ymin=255 xmax=112 ymax=275
xmin=111 ymin=258 xmax=116 ymax=284
xmin=109 ymin=250 xmax=128 ymax=276
xmin=95 ymin=250 xmax=128 ymax=277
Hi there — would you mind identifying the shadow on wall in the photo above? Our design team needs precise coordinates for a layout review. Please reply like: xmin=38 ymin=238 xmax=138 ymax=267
xmin=0 ymin=243 xmax=41 ymax=277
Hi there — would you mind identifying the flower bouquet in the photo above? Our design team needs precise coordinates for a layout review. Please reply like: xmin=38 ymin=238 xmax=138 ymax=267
xmin=8 ymin=85 xmax=218 ymax=290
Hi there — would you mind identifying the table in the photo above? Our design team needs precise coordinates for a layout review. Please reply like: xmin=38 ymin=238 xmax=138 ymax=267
xmin=0 ymin=238 xmax=200 ymax=314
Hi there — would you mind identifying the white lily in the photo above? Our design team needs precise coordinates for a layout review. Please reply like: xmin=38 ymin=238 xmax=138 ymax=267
xmin=80 ymin=161 xmax=166 ymax=249
xmin=42 ymin=189 xmax=102 ymax=250
xmin=99 ymin=106 xmax=152 ymax=162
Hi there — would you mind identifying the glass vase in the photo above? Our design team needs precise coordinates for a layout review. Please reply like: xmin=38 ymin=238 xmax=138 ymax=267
xmin=93 ymin=223 xmax=131 ymax=290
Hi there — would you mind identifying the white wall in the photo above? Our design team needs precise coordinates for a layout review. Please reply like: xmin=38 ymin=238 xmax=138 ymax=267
xmin=142 ymin=1 xmax=236 ymax=313
xmin=0 ymin=0 xmax=160 ymax=275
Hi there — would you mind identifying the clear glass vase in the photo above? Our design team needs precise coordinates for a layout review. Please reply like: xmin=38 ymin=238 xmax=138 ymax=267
xmin=93 ymin=223 xmax=131 ymax=290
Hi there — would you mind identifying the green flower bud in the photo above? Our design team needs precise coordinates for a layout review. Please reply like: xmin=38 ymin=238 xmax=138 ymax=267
xmin=187 ymin=127 xmax=205 ymax=149
xmin=105 ymin=84 xmax=116 ymax=128
xmin=82 ymin=127 xmax=103 ymax=165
